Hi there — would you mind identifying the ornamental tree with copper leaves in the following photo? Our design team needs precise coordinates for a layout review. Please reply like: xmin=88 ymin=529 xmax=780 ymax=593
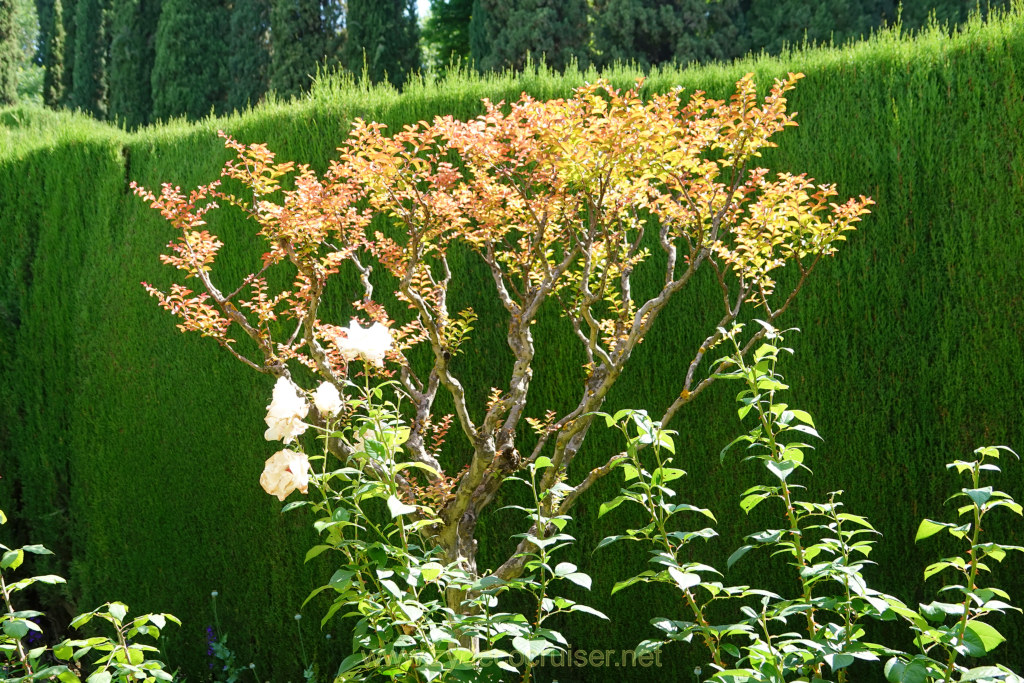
xmin=135 ymin=74 xmax=872 ymax=611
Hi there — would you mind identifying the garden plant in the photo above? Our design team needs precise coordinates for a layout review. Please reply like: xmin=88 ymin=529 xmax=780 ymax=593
xmin=1 ymin=508 xmax=179 ymax=682
xmin=123 ymin=73 xmax=1024 ymax=682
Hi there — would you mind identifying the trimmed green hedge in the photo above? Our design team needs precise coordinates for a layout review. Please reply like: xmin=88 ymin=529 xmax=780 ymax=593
xmin=3 ymin=8 xmax=1024 ymax=680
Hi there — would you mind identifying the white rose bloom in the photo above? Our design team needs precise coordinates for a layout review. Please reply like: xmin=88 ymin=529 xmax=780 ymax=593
xmin=312 ymin=382 xmax=343 ymax=416
xmin=264 ymin=376 xmax=310 ymax=443
xmin=259 ymin=449 xmax=310 ymax=501
xmin=335 ymin=320 xmax=394 ymax=367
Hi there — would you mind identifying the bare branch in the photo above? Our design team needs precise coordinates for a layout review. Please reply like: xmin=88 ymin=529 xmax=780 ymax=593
xmin=399 ymin=365 xmax=443 ymax=480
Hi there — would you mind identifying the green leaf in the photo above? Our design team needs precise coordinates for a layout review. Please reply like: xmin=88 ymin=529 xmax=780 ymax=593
xmin=919 ymin=601 xmax=963 ymax=622
xmin=788 ymin=409 xmax=814 ymax=426
xmin=569 ymin=604 xmax=608 ymax=620
xmin=3 ymin=619 xmax=29 ymax=638
xmin=399 ymin=602 xmax=423 ymax=622
xmin=512 ymin=637 xmax=554 ymax=662
xmin=884 ymin=658 xmax=929 ymax=683
xmin=720 ymin=434 xmax=754 ymax=462
xmin=915 ymin=519 xmax=953 ymax=542
xmin=837 ymin=512 xmax=876 ymax=530
xmin=107 ymin=603 xmax=127 ymax=623
xmin=611 ymin=573 xmax=651 ymax=595
xmin=329 ymin=569 xmax=355 ymax=590
xmin=923 ymin=561 xmax=954 ymax=581
xmin=86 ymin=672 xmax=112 ymax=683
xmin=961 ymin=666 xmax=1015 ymax=681
xmin=21 ymin=544 xmax=53 ymax=555
xmin=69 ymin=613 xmax=94 ymax=629
xmin=363 ymin=439 xmax=388 ymax=460
xmin=305 ymin=545 xmax=332 ymax=562
xmin=739 ymin=491 xmax=770 ymax=514
xmin=393 ymin=461 xmax=441 ymax=479
xmin=788 ymin=424 xmax=821 ymax=439
xmin=1 ymin=549 xmax=23 ymax=571
xmin=765 ymin=459 xmax=796 ymax=482
xmin=963 ymin=621 xmax=1005 ymax=656
xmin=420 ymin=562 xmax=444 ymax=582
xmin=667 ymin=567 xmax=700 ymax=591
xmin=653 ymin=467 xmax=685 ymax=485
xmin=594 ymin=534 xmax=632 ymax=551
xmin=27 ymin=574 xmax=65 ymax=586
xmin=336 ymin=653 xmax=364 ymax=676
xmin=727 ymin=545 xmax=754 ymax=570
xmin=825 ymin=653 xmax=855 ymax=671
xmin=598 ymin=496 xmax=627 ymax=518
xmin=657 ymin=431 xmax=676 ymax=454
xmin=610 ymin=409 xmax=634 ymax=425
xmin=720 ymin=643 xmax=741 ymax=659
xmin=963 ymin=487 xmax=993 ymax=507
xmin=386 ymin=495 xmax=417 ymax=518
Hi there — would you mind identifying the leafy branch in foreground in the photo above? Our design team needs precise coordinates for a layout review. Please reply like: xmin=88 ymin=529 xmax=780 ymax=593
xmin=599 ymin=325 xmax=1023 ymax=683
xmin=884 ymin=446 xmax=1023 ymax=683
xmin=1 ymin=510 xmax=179 ymax=683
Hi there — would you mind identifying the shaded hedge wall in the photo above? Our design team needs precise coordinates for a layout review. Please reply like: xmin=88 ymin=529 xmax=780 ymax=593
xmin=2 ymin=7 xmax=1024 ymax=681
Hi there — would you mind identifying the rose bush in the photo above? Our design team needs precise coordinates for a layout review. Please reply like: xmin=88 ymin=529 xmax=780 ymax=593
xmin=132 ymin=74 xmax=915 ymax=680
xmin=136 ymin=73 xmax=871 ymax=596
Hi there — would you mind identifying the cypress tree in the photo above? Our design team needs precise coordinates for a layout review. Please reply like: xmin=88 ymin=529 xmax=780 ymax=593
xmin=107 ymin=0 xmax=159 ymax=127
xmin=467 ymin=0 xmax=490 ymax=69
xmin=343 ymin=0 xmax=419 ymax=87
xmin=268 ymin=0 xmax=341 ymax=99
xmin=422 ymin=0 xmax=472 ymax=71
xmin=592 ymin=0 xmax=746 ymax=69
xmin=0 ymin=0 xmax=17 ymax=105
xmin=744 ymin=0 xmax=872 ymax=55
xmin=151 ymin=0 xmax=228 ymax=120
xmin=228 ymin=0 xmax=270 ymax=111
xmin=69 ymin=0 xmax=108 ymax=117
xmin=58 ymin=0 xmax=73 ymax=104
xmin=34 ymin=0 xmax=51 ymax=64
xmin=34 ymin=0 xmax=53 ymax=77
xmin=469 ymin=0 xmax=589 ymax=73
xmin=41 ymin=0 xmax=64 ymax=105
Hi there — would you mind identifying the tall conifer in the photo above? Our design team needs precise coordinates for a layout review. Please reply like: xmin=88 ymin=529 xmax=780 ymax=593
xmin=40 ymin=0 xmax=64 ymax=105
xmin=269 ymin=0 xmax=342 ymax=99
xmin=592 ymin=0 xmax=745 ymax=68
xmin=422 ymin=0 xmax=471 ymax=71
xmin=57 ymin=0 xmax=73 ymax=104
xmin=228 ymin=0 xmax=269 ymax=111
xmin=69 ymin=0 xmax=108 ymax=117
xmin=468 ymin=0 xmax=490 ymax=68
xmin=469 ymin=0 xmax=589 ymax=73
xmin=343 ymin=0 xmax=419 ymax=87
xmin=744 ymin=0 xmax=871 ymax=55
xmin=35 ymin=0 xmax=53 ymax=85
xmin=0 ymin=0 xmax=17 ymax=105
xmin=108 ymin=0 xmax=159 ymax=127
xmin=151 ymin=0 xmax=227 ymax=120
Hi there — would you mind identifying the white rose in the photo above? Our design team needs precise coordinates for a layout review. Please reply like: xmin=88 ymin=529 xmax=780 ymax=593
xmin=259 ymin=449 xmax=310 ymax=501
xmin=335 ymin=320 xmax=394 ymax=367
xmin=264 ymin=376 xmax=309 ymax=443
xmin=312 ymin=382 xmax=343 ymax=416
